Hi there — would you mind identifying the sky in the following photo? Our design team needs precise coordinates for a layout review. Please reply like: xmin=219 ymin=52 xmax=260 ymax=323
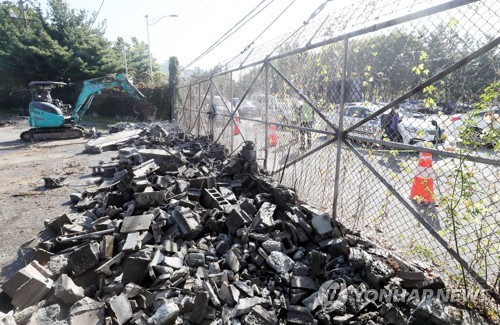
xmin=56 ymin=0 xmax=328 ymax=70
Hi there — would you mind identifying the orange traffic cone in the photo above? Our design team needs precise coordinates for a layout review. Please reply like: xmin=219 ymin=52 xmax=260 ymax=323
xmin=269 ymin=121 xmax=278 ymax=147
xmin=233 ymin=117 xmax=240 ymax=135
xmin=410 ymin=152 xmax=435 ymax=204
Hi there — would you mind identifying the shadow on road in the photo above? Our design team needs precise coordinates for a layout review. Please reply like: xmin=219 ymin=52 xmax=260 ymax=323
xmin=412 ymin=201 xmax=442 ymax=231
xmin=0 ymin=139 xmax=30 ymax=150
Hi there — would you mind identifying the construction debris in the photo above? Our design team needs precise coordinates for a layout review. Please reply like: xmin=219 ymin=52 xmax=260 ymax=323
xmin=0 ymin=125 xmax=492 ymax=325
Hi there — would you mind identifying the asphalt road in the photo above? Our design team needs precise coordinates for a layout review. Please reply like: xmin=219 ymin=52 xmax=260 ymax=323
xmin=0 ymin=122 xmax=117 ymax=281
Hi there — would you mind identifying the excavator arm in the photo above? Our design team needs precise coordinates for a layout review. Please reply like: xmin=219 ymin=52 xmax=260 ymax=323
xmin=71 ymin=74 xmax=144 ymax=123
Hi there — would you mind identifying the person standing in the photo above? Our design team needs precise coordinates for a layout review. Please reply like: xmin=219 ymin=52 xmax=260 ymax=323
xmin=208 ymin=102 xmax=217 ymax=141
xmin=299 ymin=101 xmax=314 ymax=149
xmin=382 ymin=107 xmax=402 ymax=142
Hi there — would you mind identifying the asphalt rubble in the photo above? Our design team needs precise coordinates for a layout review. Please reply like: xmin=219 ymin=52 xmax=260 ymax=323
xmin=0 ymin=123 xmax=493 ymax=324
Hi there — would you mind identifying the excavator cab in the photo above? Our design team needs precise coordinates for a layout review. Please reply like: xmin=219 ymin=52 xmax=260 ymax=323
xmin=28 ymin=81 xmax=71 ymax=128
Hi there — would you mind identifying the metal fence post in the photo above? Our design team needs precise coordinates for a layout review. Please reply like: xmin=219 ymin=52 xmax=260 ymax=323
xmin=264 ymin=61 xmax=269 ymax=169
xmin=230 ymin=72 xmax=234 ymax=153
xmin=209 ymin=77 xmax=214 ymax=141
xmin=197 ymin=83 xmax=201 ymax=136
xmin=172 ymin=82 xmax=176 ymax=122
xmin=188 ymin=84 xmax=192 ymax=130
xmin=332 ymin=37 xmax=349 ymax=218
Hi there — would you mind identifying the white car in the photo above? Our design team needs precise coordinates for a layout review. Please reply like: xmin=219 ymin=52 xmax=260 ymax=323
xmin=450 ymin=107 xmax=499 ymax=145
xmin=235 ymin=99 xmax=259 ymax=118
xmin=331 ymin=103 xmax=445 ymax=145
xmin=211 ymin=96 xmax=239 ymax=118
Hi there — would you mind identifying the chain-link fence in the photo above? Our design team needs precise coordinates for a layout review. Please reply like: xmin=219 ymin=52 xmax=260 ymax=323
xmin=178 ymin=0 xmax=499 ymax=301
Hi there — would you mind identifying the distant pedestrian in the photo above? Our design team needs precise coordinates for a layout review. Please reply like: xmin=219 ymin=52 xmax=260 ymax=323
xmin=208 ymin=102 xmax=217 ymax=140
xmin=382 ymin=107 xmax=402 ymax=142
xmin=298 ymin=101 xmax=314 ymax=149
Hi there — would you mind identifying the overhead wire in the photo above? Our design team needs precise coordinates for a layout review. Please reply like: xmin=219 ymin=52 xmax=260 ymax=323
xmin=222 ymin=0 xmax=334 ymax=71
xmin=182 ymin=0 xmax=273 ymax=71
xmin=221 ymin=0 xmax=299 ymax=70
xmin=182 ymin=0 xmax=270 ymax=70
xmin=265 ymin=0 xmax=333 ymax=59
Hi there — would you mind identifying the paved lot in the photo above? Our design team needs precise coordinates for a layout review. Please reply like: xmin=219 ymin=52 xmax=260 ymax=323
xmin=0 ymin=124 xmax=117 ymax=281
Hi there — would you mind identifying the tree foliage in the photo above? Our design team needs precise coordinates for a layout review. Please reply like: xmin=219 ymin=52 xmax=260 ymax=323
xmin=0 ymin=0 xmax=159 ymax=109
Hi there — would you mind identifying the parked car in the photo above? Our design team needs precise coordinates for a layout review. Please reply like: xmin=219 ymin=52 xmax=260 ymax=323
xmin=450 ymin=107 xmax=499 ymax=145
xmin=251 ymin=94 xmax=293 ymax=125
xmin=329 ymin=103 xmax=445 ymax=145
xmin=211 ymin=96 xmax=238 ymax=118
xmin=234 ymin=99 xmax=260 ymax=118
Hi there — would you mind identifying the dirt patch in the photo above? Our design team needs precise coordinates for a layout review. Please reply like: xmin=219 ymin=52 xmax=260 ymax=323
xmin=0 ymin=125 xmax=117 ymax=281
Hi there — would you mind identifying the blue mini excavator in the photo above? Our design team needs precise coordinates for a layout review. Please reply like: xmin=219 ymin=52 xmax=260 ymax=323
xmin=21 ymin=73 xmax=145 ymax=141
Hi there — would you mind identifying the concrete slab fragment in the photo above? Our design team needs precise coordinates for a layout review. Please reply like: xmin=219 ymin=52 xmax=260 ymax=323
xmin=120 ymin=214 xmax=154 ymax=233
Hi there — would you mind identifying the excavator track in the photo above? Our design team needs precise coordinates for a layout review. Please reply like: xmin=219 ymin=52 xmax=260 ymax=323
xmin=20 ymin=126 xmax=85 ymax=142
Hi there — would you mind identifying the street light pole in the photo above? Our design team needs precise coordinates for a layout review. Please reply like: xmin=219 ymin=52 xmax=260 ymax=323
xmin=145 ymin=15 xmax=153 ymax=83
xmin=122 ymin=43 xmax=129 ymax=79
xmin=145 ymin=14 xmax=178 ymax=84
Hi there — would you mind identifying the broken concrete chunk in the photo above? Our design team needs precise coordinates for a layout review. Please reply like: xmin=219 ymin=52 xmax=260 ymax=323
xmin=109 ymin=294 xmax=133 ymax=325
xmin=243 ymin=305 xmax=278 ymax=325
xmin=1 ymin=261 xmax=54 ymax=309
xmin=366 ymin=259 xmax=395 ymax=289
xmin=201 ymin=188 xmax=231 ymax=210
xmin=27 ymin=304 xmax=61 ymax=325
xmin=202 ymin=281 xmax=221 ymax=309
xmin=291 ymin=276 xmax=317 ymax=290
xmin=253 ymin=202 xmax=276 ymax=229
xmin=226 ymin=250 xmax=241 ymax=273
xmin=234 ymin=281 xmax=254 ymax=297
xmin=171 ymin=206 xmax=203 ymax=240
xmin=44 ymin=214 xmax=72 ymax=235
xmin=311 ymin=213 xmax=333 ymax=236
xmin=319 ymin=237 xmax=350 ymax=258
xmin=47 ymin=254 xmax=70 ymax=276
xmin=68 ymin=297 xmax=105 ymax=325
xmin=122 ymin=251 xmax=152 ymax=284
xmin=68 ymin=241 xmax=100 ymax=276
xmin=134 ymin=191 xmax=166 ymax=208
xmin=231 ymin=297 xmax=270 ymax=317
xmin=121 ymin=214 xmax=154 ymax=233
xmin=0 ymin=312 xmax=15 ymax=325
xmin=147 ymin=301 xmax=179 ymax=325
xmin=261 ymin=240 xmax=282 ymax=254
xmin=266 ymin=251 xmax=294 ymax=274
xmin=287 ymin=305 xmax=315 ymax=325
xmin=54 ymin=274 xmax=85 ymax=305
xmin=226 ymin=208 xmax=251 ymax=233
xmin=163 ymin=256 xmax=184 ymax=269
xmin=185 ymin=291 xmax=209 ymax=324
xmin=132 ymin=159 xmax=159 ymax=178
xmin=122 ymin=232 xmax=141 ymax=251
xmin=186 ymin=252 xmax=205 ymax=267
xmin=96 ymin=252 xmax=124 ymax=276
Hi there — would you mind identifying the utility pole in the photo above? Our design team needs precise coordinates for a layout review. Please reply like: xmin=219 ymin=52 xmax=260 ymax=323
xmin=18 ymin=0 xmax=27 ymax=29
xmin=122 ymin=43 xmax=129 ymax=79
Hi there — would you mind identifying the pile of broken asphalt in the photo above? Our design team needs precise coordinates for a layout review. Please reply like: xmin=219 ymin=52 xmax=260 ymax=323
xmin=0 ymin=124 xmax=493 ymax=324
